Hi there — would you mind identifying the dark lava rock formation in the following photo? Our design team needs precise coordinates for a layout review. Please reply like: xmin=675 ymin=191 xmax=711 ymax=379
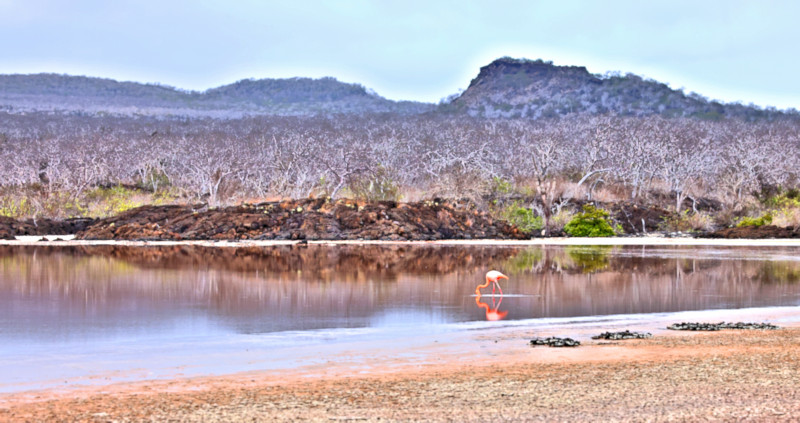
xmin=706 ymin=225 xmax=800 ymax=239
xmin=591 ymin=330 xmax=652 ymax=340
xmin=667 ymin=322 xmax=780 ymax=331
xmin=529 ymin=337 xmax=581 ymax=347
xmin=0 ymin=216 xmax=95 ymax=239
xmin=76 ymin=199 xmax=530 ymax=241
xmin=609 ymin=202 xmax=672 ymax=234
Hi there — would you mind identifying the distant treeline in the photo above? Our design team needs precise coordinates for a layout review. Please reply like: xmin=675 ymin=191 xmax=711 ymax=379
xmin=1 ymin=111 xmax=798 ymax=224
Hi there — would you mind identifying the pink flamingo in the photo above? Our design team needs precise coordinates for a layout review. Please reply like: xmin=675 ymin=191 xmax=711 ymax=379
xmin=475 ymin=270 xmax=509 ymax=321
xmin=476 ymin=270 xmax=507 ymax=297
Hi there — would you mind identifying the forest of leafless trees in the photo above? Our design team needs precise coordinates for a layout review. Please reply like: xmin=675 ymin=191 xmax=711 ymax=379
xmin=1 ymin=111 xmax=798 ymax=226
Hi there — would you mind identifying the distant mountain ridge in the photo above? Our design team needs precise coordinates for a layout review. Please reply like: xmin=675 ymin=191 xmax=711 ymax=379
xmin=0 ymin=58 xmax=795 ymax=120
xmin=445 ymin=57 xmax=793 ymax=121
xmin=0 ymin=73 xmax=433 ymax=117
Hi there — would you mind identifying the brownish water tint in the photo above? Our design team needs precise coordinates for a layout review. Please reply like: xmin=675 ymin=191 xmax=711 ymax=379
xmin=1 ymin=244 xmax=800 ymax=335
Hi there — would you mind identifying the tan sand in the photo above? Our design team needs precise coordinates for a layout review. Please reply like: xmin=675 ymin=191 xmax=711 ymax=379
xmin=2 ymin=321 xmax=800 ymax=422
xmin=2 ymin=240 xmax=799 ymax=421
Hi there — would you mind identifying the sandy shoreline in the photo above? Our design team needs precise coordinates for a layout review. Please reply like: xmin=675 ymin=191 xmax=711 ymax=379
xmin=2 ymin=241 xmax=800 ymax=421
xmin=4 ymin=236 xmax=800 ymax=247
xmin=3 ymin=306 xmax=800 ymax=421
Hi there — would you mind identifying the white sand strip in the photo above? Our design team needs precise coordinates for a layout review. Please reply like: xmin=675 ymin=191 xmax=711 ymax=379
xmin=2 ymin=236 xmax=800 ymax=247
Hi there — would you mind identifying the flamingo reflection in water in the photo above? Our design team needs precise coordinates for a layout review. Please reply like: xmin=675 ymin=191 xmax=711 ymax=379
xmin=475 ymin=270 xmax=508 ymax=321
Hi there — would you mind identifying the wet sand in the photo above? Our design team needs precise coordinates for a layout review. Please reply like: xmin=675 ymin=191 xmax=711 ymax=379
xmin=2 ymin=240 xmax=800 ymax=421
xmin=2 ymin=310 xmax=800 ymax=422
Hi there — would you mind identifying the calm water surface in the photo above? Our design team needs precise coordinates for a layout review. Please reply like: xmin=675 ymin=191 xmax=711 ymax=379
xmin=1 ymin=244 xmax=799 ymax=391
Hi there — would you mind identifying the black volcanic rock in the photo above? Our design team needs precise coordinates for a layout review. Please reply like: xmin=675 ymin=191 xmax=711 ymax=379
xmin=667 ymin=322 xmax=779 ymax=331
xmin=75 ymin=199 xmax=531 ymax=241
xmin=530 ymin=337 xmax=581 ymax=347
xmin=0 ymin=216 xmax=96 ymax=238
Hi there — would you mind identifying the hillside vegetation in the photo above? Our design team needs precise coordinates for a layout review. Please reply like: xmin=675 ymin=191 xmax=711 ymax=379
xmin=0 ymin=74 xmax=433 ymax=117
xmin=1 ymin=57 xmax=796 ymax=120
xmin=445 ymin=58 xmax=795 ymax=121
xmin=1 ymin=57 xmax=799 ymax=236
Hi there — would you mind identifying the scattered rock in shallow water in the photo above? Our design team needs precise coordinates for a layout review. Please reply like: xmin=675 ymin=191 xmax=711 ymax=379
xmin=591 ymin=330 xmax=652 ymax=340
xmin=667 ymin=322 xmax=779 ymax=331
xmin=529 ymin=337 xmax=580 ymax=347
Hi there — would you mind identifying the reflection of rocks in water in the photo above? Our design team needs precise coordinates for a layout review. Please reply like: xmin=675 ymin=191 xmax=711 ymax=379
xmin=0 ymin=245 xmax=518 ymax=282
xmin=4 ymin=245 xmax=800 ymax=329
xmin=592 ymin=330 xmax=652 ymax=340
xmin=0 ymin=244 xmax=521 ymax=331
xmin=530 ymin=337 xmax=580 ymax=347
xmin=668 ymin=322 xmax=780 ymax=331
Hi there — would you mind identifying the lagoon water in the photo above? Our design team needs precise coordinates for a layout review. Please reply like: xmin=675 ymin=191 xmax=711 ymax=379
xmin=1 ymin=244 xmax=800 ymax=392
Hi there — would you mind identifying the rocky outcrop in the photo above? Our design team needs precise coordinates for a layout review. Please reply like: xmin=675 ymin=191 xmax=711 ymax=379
xmin=591 ymin=330 xmax=652 ymax=340
xmin=530 ymin=337 xmax=581 ymax=347
xmin=76 ymin=199 xmax=530 ymax=241
xmin=667 ymin=322 xmax=779 ymax=331
xmin=0 ymin=216 xmax=95 ymax=239
xmin=706 ymin=225 xmax=800 ymax=239
xmin=444 ymin=57 xmax=788 ymax=121
xmin=609 ymin=202 xmax=672 ymax=234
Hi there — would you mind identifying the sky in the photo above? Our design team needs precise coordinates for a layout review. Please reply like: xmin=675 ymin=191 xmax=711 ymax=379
xmin=1 ymin=0 xmax=799 ymax=109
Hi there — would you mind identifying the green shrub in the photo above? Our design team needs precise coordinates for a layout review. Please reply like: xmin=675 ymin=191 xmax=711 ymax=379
xmin=85 ymin=185 xmax=143 ymax=217
xmin=491 ymin=176 xmax=513 ymax=195
xmin=0 ymin=197 xmax=33 ymax=218
xmin=564 ymin=204 xmax=615 ymax=237
xmin=500 ymin=202 xmax=543 ymax=233
xmin=349 ymin=166 xmax=401 ymax=202
xmin=737 ymin=213 xmax=773 ymax=227
xmin=764 ymin=191 xmax=800 ymax=208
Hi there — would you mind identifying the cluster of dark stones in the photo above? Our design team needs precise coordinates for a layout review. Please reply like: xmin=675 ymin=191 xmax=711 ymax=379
xmin=529 ymin=337 xmax=581 ymax=347
xmin=0 ymin=216 xmax=95 ymax=239
xmin=667 ymin=322 xmax=780 ymax=331
xmin=609 ymin=202 xmax=673 ymax=234
xmin=706 ymin=225 xmax=800 ymax=239
xmin=591 ymin=330 xmax=652 ymax=340
xmin=75 ymin=199 xmax=531 ymax=241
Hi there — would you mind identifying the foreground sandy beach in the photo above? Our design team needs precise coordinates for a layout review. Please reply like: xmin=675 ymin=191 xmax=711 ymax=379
xmin=2 ymin=320 xmax=800 ymax=422
xmin=2 ymin=239 xmax=799 ymax=421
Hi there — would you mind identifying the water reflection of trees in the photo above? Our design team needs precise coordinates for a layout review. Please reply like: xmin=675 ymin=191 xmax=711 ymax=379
xmin=565 ymin=246 xmax=612 ymax=273
xmin=1 ymin=245 xmax=800 ymax=330
xmin=757 ymin=261 xmax=800 ymax=284
xmin=0 ymin=245 xmax=519 ymax=328
xmin=0 ymin=245 xmax=516 ymax=282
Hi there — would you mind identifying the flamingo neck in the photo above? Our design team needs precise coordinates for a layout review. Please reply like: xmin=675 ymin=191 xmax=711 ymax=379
xmin=475 ymin=278 xmax=492 ymax=295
